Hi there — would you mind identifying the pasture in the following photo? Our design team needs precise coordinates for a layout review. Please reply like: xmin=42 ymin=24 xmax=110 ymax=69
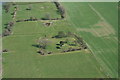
xmin=15 ymin=2 xmax=61 ymax=20
xmin=2 ymin=2 xmax=118 ymax=78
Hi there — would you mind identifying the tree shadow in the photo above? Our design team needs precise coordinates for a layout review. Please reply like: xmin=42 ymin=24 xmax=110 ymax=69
xmin=4 ymin=23 xmax=8 ymax=26
xmin=32 ymin=44 xmax=40 ymax=48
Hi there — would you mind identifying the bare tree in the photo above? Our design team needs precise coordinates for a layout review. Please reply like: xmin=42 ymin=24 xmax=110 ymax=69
xmin=3 ymin=3 xmax=10 ymax=13
xmin=45 ymin=13 xmax=51 ymax=20
xmin=38 ymin=38 xmax=50 ymax=49
xmin=57 ymin=31 xmax=66 ymax=38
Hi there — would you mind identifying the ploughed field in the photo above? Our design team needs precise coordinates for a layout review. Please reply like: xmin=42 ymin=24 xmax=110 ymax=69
xmin=2 ymin=2 xmax=118 ymax=78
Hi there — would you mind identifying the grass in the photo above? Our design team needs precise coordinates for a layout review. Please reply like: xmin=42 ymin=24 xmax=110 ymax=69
xmin=61 ymin=2 xmax=118 ymax=77
xmin=3 ymin=35 xmax=104 ymax=78
xmin=15 ymin=2 xmax=61 ymax=20
xmin=90 ymin=2 xmax=118 ymax=32
xmin=3 ymin=20 xmax=105 ymax=78
xmin=2 ymin=2 xmax=118 ymax=78
xmin=2 ymin=3 xmax=13 ymax=31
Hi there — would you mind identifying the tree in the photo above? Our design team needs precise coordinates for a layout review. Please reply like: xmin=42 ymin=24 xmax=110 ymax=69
xmin=58 ymin=6 xmax=65 ymax=18
xmin=52 ymin=31 xmax=66 ymax=38
xmin=29 ymin=5 xmax=32 ymax=10
xmin=3 ymin=4 xmax=10 ymax=13
xmin=57 ymin=31 xmax=66 ymax=38
xmin=38 ymin=38 xmax=50 ymax=49
xmin=2 ymin=29 xmax=11 ymax=37
xmin=39 ymin=40 xmax=46 ymax=49
xmin=54 ymin=2 xmax=60 ymax=7
xmin=9 ymin=22 xmax=14 ymax=26
xmin=30 ymin=17 xmax=33 ymax=21
xmin=67 ymin=31 xmax=73 ymax=37
xmin=26 ymin=5 xmax=32 ymax=10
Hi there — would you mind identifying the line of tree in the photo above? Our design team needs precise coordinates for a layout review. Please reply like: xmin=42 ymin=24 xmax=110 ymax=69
xmin=11 ymin=6 xmax=18 ymax=19
xmin=16 ymin=16 xmax=63 ymax=22
xmin=62 ymin=47 xmax=81 ymax=53
xmin=73 ymin=34 xmax=87 ymax=49
xmin=2 ymin=22 xmax=14 ymax=37
xmin=3 ymin=3 xmax=11 ymax=13
xmin=54 ymin=2 xmax=65 ymax=18
xmin=16 ymin=17 xmax=38 ymax=22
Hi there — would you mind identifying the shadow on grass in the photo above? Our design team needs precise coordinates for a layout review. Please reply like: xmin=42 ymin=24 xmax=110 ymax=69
xmin=32 ymin=44 xmax=40 ymax=48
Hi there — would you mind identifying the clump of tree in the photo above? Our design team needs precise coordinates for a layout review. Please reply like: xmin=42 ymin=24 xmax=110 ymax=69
xmin=2 ymin=22 xmax=14 ymax=37
xmin=36 ymin=38 xmax=49 ymax=55
xmin=38 ymin=39 xmax=47 ymax=49
xmin=37 ymin=38 xmax=52 ymax=55
xmin=3 ymin=3 xmax=11 ymax=13
xmin=8 ymin=22 xmax=14 ymax=27
xmin=2 ymin=29 xmax=11 ymax=37
xmin=37 ymin=38 xmax=51 ymax=49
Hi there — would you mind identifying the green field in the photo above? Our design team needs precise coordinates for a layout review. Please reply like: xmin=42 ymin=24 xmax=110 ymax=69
xmin=15 ymin=2 xmax=61 ymax=20
xmin=2 ymin=2 xmax=118 ymax=78
xmin=61 ymin=2 xmax=118 ymax=77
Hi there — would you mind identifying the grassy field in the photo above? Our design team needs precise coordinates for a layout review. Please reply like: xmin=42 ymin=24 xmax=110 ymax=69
xmin=2 ymin=2 xmax=118 ymax=78
xmin=15 ymin=2 xmax=61 ymax=20
xmin=61 ymin=2 xmax=118 ymax=77
xmin=2 ymin=3 xmax=15 ymax=32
